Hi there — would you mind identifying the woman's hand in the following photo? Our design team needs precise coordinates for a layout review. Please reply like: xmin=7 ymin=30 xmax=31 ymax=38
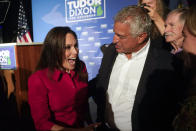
xmin=170 ymin=41 xmax=180 ymax=53
xmin=144 ymin=5 xmax=161 ymax=21
xmin=51 ymin=123 xmax=101 ymax=131
xmin=170 ymin=36 xmax=184 ymax=54
xmin=51 ymin=124 xmax=65 ymax=131
xmin=78 ymin=123 xmax=101 ymax=131
xmin=143 ymin=5 xmax=165 ymax=36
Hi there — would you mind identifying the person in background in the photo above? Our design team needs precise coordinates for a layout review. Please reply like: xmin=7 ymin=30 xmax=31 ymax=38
xmin=164 ymin=8 xmax=188 ymax=54
xmin=92 ymin=5 xmax=184 ymax=131
xmin=138 ymin=0 xmax=169 ymax=39
xmin=173 ymin=5 xmax=196 ymax=131
xmin=138 ymin=0 xmax=172 ymax=51
xmin=28 ymin=26 xmax=99 ymax=131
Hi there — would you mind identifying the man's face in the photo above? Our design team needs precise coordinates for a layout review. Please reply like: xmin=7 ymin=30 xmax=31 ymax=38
xmin=164 ymin=13 xmax=184 ymax=43
xmin=113 ymin=22 xmax=140 ymax=56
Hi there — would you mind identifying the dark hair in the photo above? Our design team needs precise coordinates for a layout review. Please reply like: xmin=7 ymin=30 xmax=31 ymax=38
xmin=36 ymin=26 xmax=88 ymax=82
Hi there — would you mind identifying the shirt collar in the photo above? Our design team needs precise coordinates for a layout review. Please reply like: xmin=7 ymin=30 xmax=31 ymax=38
xmin=119 ymin=38 xmax=150 ymax=60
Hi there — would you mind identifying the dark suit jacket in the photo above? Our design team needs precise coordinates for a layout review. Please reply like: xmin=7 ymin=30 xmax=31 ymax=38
xmin=91 ymin=40 xmax=185 ymax=131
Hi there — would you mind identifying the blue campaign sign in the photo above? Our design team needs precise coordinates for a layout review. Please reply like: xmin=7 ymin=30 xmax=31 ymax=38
xmin=32 ymin=0 xmax=137 ymax=79
xmin=65 ymin=0 xmax=106 ymax=23
xmin=0 ymin=45 xmax=16 ymax=70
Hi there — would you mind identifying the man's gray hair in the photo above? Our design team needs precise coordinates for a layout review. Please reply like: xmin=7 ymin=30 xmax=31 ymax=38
xmin=167 ymin=8 xmax=188 ymax=24
xmin=114 ymin=5 xmax=152 ymax=37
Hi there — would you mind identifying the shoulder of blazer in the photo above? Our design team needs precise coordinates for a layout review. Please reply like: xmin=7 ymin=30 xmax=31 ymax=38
xmin=97 ymin=44 xmax=117 ymax=88
xmin=101 ymin=43 xmax=117 ymax=66
xmin=148 ymin=42 xmax=181 ymax=71
xmin=102 ymin=43 xmax=117 ymax=56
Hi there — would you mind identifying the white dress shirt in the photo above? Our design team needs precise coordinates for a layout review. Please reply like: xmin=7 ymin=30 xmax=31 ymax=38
xmin=107 ymin=40 xmax=150 ymax=131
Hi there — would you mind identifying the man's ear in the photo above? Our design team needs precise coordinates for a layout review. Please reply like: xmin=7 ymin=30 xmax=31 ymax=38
xmin=137 ymin=32 xmax=148 ymax=44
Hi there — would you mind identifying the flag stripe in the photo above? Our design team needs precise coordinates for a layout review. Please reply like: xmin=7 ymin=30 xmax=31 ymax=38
xmin=26 ymin=32 xmax=32 ymax=43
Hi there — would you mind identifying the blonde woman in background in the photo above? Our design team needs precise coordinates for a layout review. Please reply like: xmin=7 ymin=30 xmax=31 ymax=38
xmin=138 ymin=0 xmax=169 ymax=39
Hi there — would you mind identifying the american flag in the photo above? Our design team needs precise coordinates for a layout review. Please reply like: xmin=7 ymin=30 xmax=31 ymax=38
xmin=17 ymin=1 xmax=32 ymax=43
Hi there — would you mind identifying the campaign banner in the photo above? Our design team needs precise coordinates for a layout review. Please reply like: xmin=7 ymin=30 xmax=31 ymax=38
xmin=65 ymin=0 xmax=106 ymax=23
xmin=0 ymin=45 xmax=16 ymax=69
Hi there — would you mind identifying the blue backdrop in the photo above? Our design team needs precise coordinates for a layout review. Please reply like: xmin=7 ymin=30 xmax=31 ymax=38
xmin=32 ymin=0 xmax=137 ymax=80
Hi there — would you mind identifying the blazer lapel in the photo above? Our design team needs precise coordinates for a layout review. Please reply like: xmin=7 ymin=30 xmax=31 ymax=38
xmin=132 ymin=44 xmax=158 ymax=130
xmin=104 ymin=46 xmax=118 ymax=91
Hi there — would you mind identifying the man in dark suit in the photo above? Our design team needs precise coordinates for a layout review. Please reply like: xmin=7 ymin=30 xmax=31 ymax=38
xmin=91 ymin=5 xmax=184 ymax=131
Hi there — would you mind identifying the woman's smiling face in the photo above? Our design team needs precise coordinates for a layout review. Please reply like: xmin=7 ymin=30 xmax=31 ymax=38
xmin=62 ymin=33 xmax=78 ymax=72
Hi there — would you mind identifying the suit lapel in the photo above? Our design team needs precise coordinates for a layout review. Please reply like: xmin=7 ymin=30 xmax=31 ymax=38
xmin=132 ymin=44 xmax=158 ymax=129
xmin=104 ymin=47 xmax=118 ymax=91
xmin=135 ymin=44 xmax=157 ymax=103
xmin=98 ymin=43 xmax=118 ymax=92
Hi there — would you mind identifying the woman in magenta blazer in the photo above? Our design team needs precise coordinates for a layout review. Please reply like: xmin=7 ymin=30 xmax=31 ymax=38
xmin=28 ymin=27 xmax=99 ymax=131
